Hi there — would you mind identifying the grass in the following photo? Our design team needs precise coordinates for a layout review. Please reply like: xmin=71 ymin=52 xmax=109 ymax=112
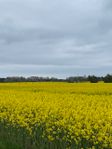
xmin=0 ymin=139 xmax=22 ymax=149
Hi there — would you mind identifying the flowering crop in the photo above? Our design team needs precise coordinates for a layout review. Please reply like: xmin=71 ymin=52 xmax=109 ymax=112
xmin=0 ymin=82 xmax=112 ymax=148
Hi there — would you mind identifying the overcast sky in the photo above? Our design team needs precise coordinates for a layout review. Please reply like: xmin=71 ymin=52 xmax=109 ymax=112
xmin=0 ymin=0 xmax=112 ymax=78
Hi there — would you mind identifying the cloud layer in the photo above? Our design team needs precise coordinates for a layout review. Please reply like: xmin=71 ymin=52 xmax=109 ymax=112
xmin=0 ymin=0 xmax=112 ymax=77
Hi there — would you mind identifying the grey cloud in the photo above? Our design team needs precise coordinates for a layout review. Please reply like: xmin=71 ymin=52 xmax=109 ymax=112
xmin=0 ymin=0 xmax=112 ymax=77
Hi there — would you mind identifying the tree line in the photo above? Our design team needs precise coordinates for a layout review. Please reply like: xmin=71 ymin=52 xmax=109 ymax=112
xmin=67 ymin=74 xmax=112 ymax=83
xmin=0 ymin=74 xmax=112 ymax=83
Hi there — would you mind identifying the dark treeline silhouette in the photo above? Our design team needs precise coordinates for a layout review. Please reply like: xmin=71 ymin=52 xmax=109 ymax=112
xmin=0 ymin=74 xmax=112 ymax=83
xmin=0 ymin=76 xmax=65 ymax=83
xmin=67 ymin=74 xmax=112 ymax=83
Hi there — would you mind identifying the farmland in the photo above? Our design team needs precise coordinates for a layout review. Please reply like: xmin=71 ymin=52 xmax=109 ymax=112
xmin=0 ymin=82 xmax=112 ymax=149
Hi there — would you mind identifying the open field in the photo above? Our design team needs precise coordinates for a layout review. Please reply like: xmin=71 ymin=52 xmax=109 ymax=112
xmin=0 ymin=82 xmax=112 ymax=149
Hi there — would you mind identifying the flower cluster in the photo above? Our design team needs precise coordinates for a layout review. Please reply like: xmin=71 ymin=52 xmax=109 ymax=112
xmin=0 ymin=82 xmax=112 ymax=148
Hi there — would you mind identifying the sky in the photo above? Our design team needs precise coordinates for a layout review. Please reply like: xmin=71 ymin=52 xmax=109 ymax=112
xmin=0 ymin=0 xmax=112 ymax=78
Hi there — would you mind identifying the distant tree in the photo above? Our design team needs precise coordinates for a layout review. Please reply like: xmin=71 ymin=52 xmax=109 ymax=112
xmin=5 ymin=77 xmax=26 ymax=82
xmin=66 ymin=77 xmax=75 ymax=83
xmin=66 ymin=76 xmax=87 ymax=83
xmin=87 ymin=75 xmax=99 ymax=83
xmin=0 ymin=78 xmax=5 ymax=82
xmin=50 ymin=77 xmax=58 ymax=82
xmin=1 ymin=74 xmax=112 ymax=83
xmin=103 ymin=74 xmax=112 ymax=83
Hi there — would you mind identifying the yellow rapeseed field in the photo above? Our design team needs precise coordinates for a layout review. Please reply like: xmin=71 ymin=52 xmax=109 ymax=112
xmin=0 ymin=82 xmax=112 ymax=149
